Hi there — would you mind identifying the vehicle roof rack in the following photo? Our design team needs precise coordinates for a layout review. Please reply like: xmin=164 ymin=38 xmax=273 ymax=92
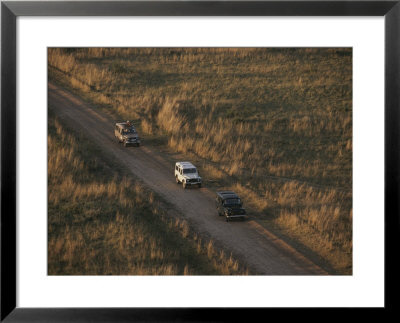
xmin=217 ymin=191 xmax=239 ymax=198
xmin=116 ymin=121 xmax=135 ymax=128
xmin=177 ymin=161 xmax=195 ymax=168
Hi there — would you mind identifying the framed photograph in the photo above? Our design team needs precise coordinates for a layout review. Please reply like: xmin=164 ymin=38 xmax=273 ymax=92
xmin=1 ymin=0 xmax=398 ymax=321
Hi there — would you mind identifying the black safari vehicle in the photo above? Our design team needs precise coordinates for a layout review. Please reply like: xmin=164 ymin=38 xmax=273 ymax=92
xmin=216 ymin=191 xmax=247 ymax=222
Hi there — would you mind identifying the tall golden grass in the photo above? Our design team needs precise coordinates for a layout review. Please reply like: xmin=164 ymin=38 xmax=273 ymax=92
xmin=48 ymin=115 xmax=248 ymax=275
xmin=48 ymin=48 xmax=352 ymax=273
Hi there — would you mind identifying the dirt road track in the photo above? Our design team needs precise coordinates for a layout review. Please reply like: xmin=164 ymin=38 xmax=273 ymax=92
xmin=49 ymin=82 xmax=328 ymax=275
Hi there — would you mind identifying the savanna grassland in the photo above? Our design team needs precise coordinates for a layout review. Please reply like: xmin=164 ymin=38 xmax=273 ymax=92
xmin=48 ymin=111 xmax=248 ymax=275
xmin=49 ymin=48 xmax=352 ymax=274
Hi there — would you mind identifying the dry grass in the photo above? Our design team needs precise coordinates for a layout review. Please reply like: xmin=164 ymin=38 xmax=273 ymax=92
xmin=48 ymin=113 xmax=248 ymax=275
xmin=48 ymin=48 xmax=352 ymax=273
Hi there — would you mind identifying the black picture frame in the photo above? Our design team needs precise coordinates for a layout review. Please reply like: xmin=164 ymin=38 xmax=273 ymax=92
xmin=1 ymin=1 xmax=399 ymax=321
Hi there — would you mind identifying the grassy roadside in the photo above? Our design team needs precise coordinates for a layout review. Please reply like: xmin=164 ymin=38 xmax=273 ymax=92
xmin=48 ymin=48 xmax=352 ymax=274
xmin=48 ymin=110 xmax=248 ymax=275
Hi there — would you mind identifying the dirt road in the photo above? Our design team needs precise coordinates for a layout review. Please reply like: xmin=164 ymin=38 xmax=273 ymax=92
xmin=48 ymin=82 xmax=327 ymax=275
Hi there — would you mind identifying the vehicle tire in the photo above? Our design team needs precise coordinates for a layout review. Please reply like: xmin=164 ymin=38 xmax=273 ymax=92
xmin=176 ymin=176 xmax=180 ymax=184
xmin=198 ymin=183 xmax=202 ymax=188
xmin=137 ymin=143 xmax=140 ymax=147
xmin=183 ymin=182 xmax=186 ymax=189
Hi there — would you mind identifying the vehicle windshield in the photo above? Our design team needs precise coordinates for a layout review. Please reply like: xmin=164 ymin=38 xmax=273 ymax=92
xmin=122 ymin=128 xmax=136 ymax=134
xmin=183 ymin=168 xmax=197 ymax=174
xmin=224 ymin=198 xmax=241 ymax=206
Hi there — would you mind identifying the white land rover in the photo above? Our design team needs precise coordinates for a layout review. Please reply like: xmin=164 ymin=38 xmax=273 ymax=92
xmin=175 ymin=161 xmax=202 ymax=189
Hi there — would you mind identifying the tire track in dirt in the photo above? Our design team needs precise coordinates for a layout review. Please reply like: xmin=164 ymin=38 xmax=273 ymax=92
xmin=48 ymin=82 xmax=328 ymax=275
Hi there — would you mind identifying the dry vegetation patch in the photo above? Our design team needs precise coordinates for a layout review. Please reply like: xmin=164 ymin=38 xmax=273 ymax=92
xmin=48 ymin=114 xmax=247 ymax=275
xmin=49 ymin=48 xmax=352 ymax=274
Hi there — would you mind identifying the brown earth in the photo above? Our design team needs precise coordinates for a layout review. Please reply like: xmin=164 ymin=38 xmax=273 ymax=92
xmin=49 ymin=82 xmax=328 ymax=275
